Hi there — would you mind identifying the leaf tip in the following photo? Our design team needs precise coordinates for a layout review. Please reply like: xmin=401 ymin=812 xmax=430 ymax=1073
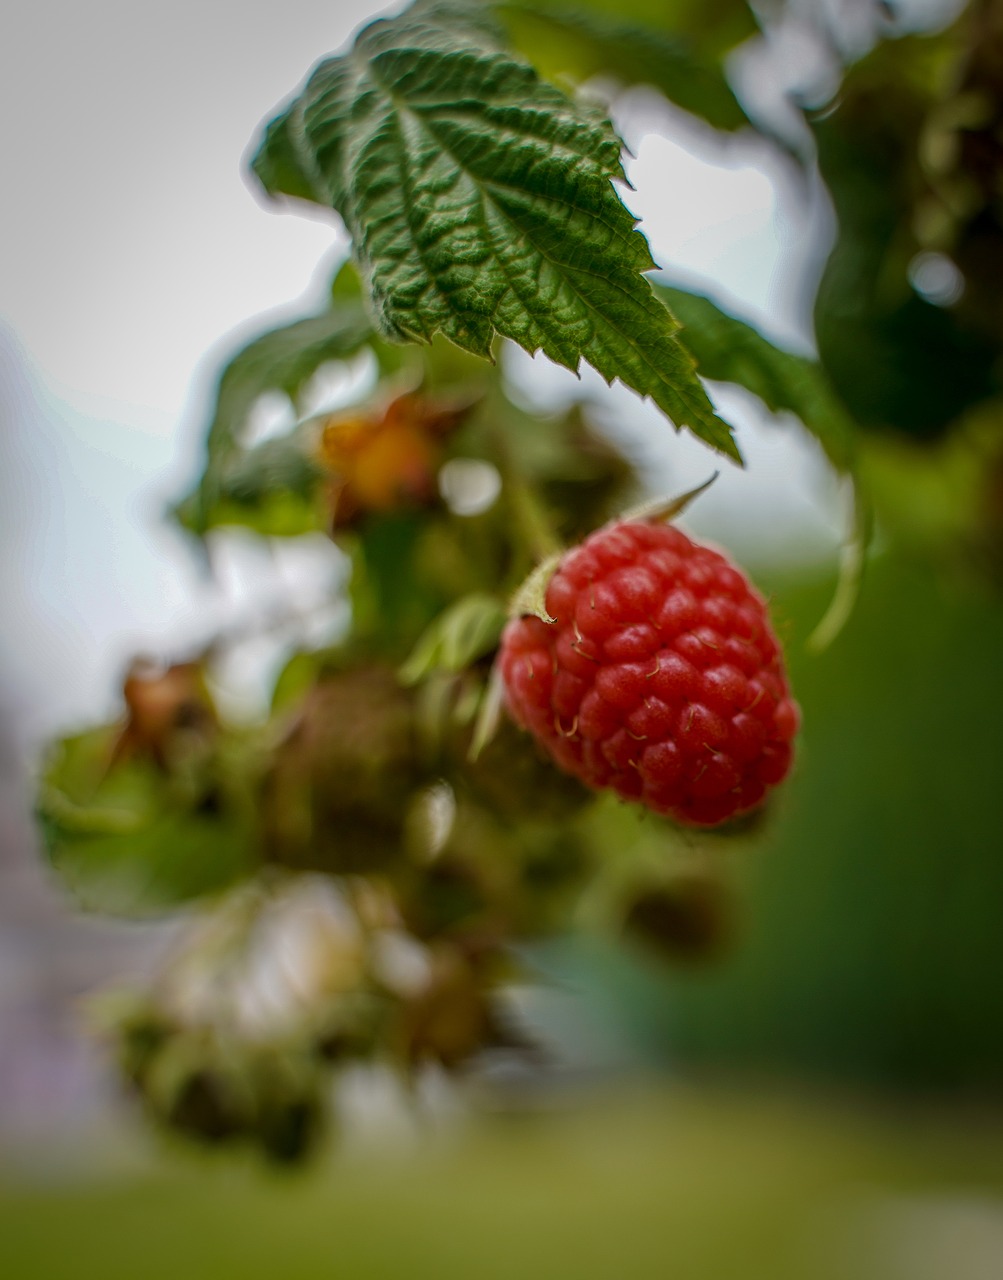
xmin=469 ymin=666 xmax=505 ymax=762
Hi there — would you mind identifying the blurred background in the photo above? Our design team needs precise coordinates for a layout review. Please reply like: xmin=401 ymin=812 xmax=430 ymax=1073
xmin=4 ymin=0 xmax=1003 ymax=1276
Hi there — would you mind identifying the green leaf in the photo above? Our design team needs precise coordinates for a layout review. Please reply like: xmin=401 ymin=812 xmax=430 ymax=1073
xmin=191 ymin=302 xmax=374 ymax=534
xmin=655 ymin=283 xmax=857 ymax=472
xmin=251 ymin=106 xmax=321 ymax=205
xmin=497 ymin=3 xmax=750 ymax=133
xmin=567 ymin=0 xmax=759 ymax=57
xmin=174 ymin=426 xmax=327 ymax=538
xmin=810 ymin=34 xmax=1000 ymax=442
xmin=400 ymin=593 xmax=507 ymax=685
xmin=37 ymin=727 xmax=257 ymax=917
xmin=468 ymin=664 xmax=505 ymax=762
xmin=343 ymin=513 xmax=447 ymax=655
xmin=251 ymin=5 xmax=740 ymax=461
xmin=270 ymin=647 xmax=351 ymax=714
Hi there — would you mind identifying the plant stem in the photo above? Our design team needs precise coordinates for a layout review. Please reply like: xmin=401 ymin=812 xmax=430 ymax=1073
xmin=487 ymin=412 xmax=562 ymax=564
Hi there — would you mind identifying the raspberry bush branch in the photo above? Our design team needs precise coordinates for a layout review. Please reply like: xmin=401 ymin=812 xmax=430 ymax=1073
xmin=34 ymin=0 xmax=1003 ymax=1159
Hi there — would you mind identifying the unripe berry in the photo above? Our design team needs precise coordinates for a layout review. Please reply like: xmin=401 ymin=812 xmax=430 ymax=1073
xmin=498 ymin=521 xmax=799 ymax=827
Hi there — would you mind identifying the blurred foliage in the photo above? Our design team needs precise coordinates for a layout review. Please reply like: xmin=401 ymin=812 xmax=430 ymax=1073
xmin=568 ymin=0 xmax=758 ymax=55
xmin=37 ymin=663 xmax=258 ymax=914
xmin=812 ymin=31 xmax=1002 ymax=439
xmin=186 ymin=294 xmax=375 ymax=535
xmin=4 ymin=1091 xmax=1003 ymax=1279
xmin=498 ymin=3 xmax=751 ymax=131
xmin=33 ymin=0 xmax=1003 ymax=1161
xmin=656 ymin=284 xmax=856 ymax=471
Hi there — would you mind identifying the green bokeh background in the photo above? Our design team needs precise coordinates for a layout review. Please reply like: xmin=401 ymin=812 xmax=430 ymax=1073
xmin=603 ymin=551 xmax=1003 ymax=1093
xmin=4 ymin=1090 xmax=1003 ymax=1280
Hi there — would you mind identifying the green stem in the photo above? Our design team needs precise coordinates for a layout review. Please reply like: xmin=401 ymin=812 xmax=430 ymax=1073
xmin=488 ymin=413 xmax=562 ymax=564
xmin=506 ymin=470 xmax=562 ymax=563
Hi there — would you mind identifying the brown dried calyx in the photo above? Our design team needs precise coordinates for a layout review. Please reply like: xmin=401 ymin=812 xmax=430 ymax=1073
xmin=110 ymin=658 xmax=218 ymax=772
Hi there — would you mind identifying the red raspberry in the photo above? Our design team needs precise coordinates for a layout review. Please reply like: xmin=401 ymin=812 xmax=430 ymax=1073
xmin=497 ymin=521 xmax=799 ymax=827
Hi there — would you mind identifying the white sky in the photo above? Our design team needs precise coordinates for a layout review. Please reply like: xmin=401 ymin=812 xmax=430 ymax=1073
xmin=0 ymin=0 xmax=844 ymax=739
xmin=0 ymin=1 xmax=386 ymax=416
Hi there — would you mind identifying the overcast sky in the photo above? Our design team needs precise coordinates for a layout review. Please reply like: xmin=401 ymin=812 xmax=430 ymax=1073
xmin=0 ymin=0 xmax=842 ymax=741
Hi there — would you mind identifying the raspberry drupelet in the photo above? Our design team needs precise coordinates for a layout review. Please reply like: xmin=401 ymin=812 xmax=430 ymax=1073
xmin=497 ymin=520 xmax=800 ymax=827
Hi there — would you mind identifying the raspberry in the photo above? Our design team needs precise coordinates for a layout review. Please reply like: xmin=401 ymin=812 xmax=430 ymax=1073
xmin=497 ymin=521 xmax=799 ymax=827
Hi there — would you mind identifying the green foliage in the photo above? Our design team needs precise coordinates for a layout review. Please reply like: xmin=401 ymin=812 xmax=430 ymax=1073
xmin=400 ymin=593 xmax=507 ymax=685
xmin=251 ymin=3 xmax=740 ymax=459
xmin=344 ymin=513 xmax=452 ymax=655
xmin=566 ymin=0 xmax=758 ymax=55
xmin=188 ymin=300 xmax=374 ymax=533
xmin=857 ymin=402 xmax=1003 ymax=584
xmin=498 ymin=3 xmax=750 ymax=132
xmin=657 ymin=284 xmax=856 ymax=471
xmin=37 ymin=726 xmax=257 ymax=916
xmin=811 ymin=28 xmax=1002 ymax=440
xmin=175 ymin=427 xmax=326 ymax=538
